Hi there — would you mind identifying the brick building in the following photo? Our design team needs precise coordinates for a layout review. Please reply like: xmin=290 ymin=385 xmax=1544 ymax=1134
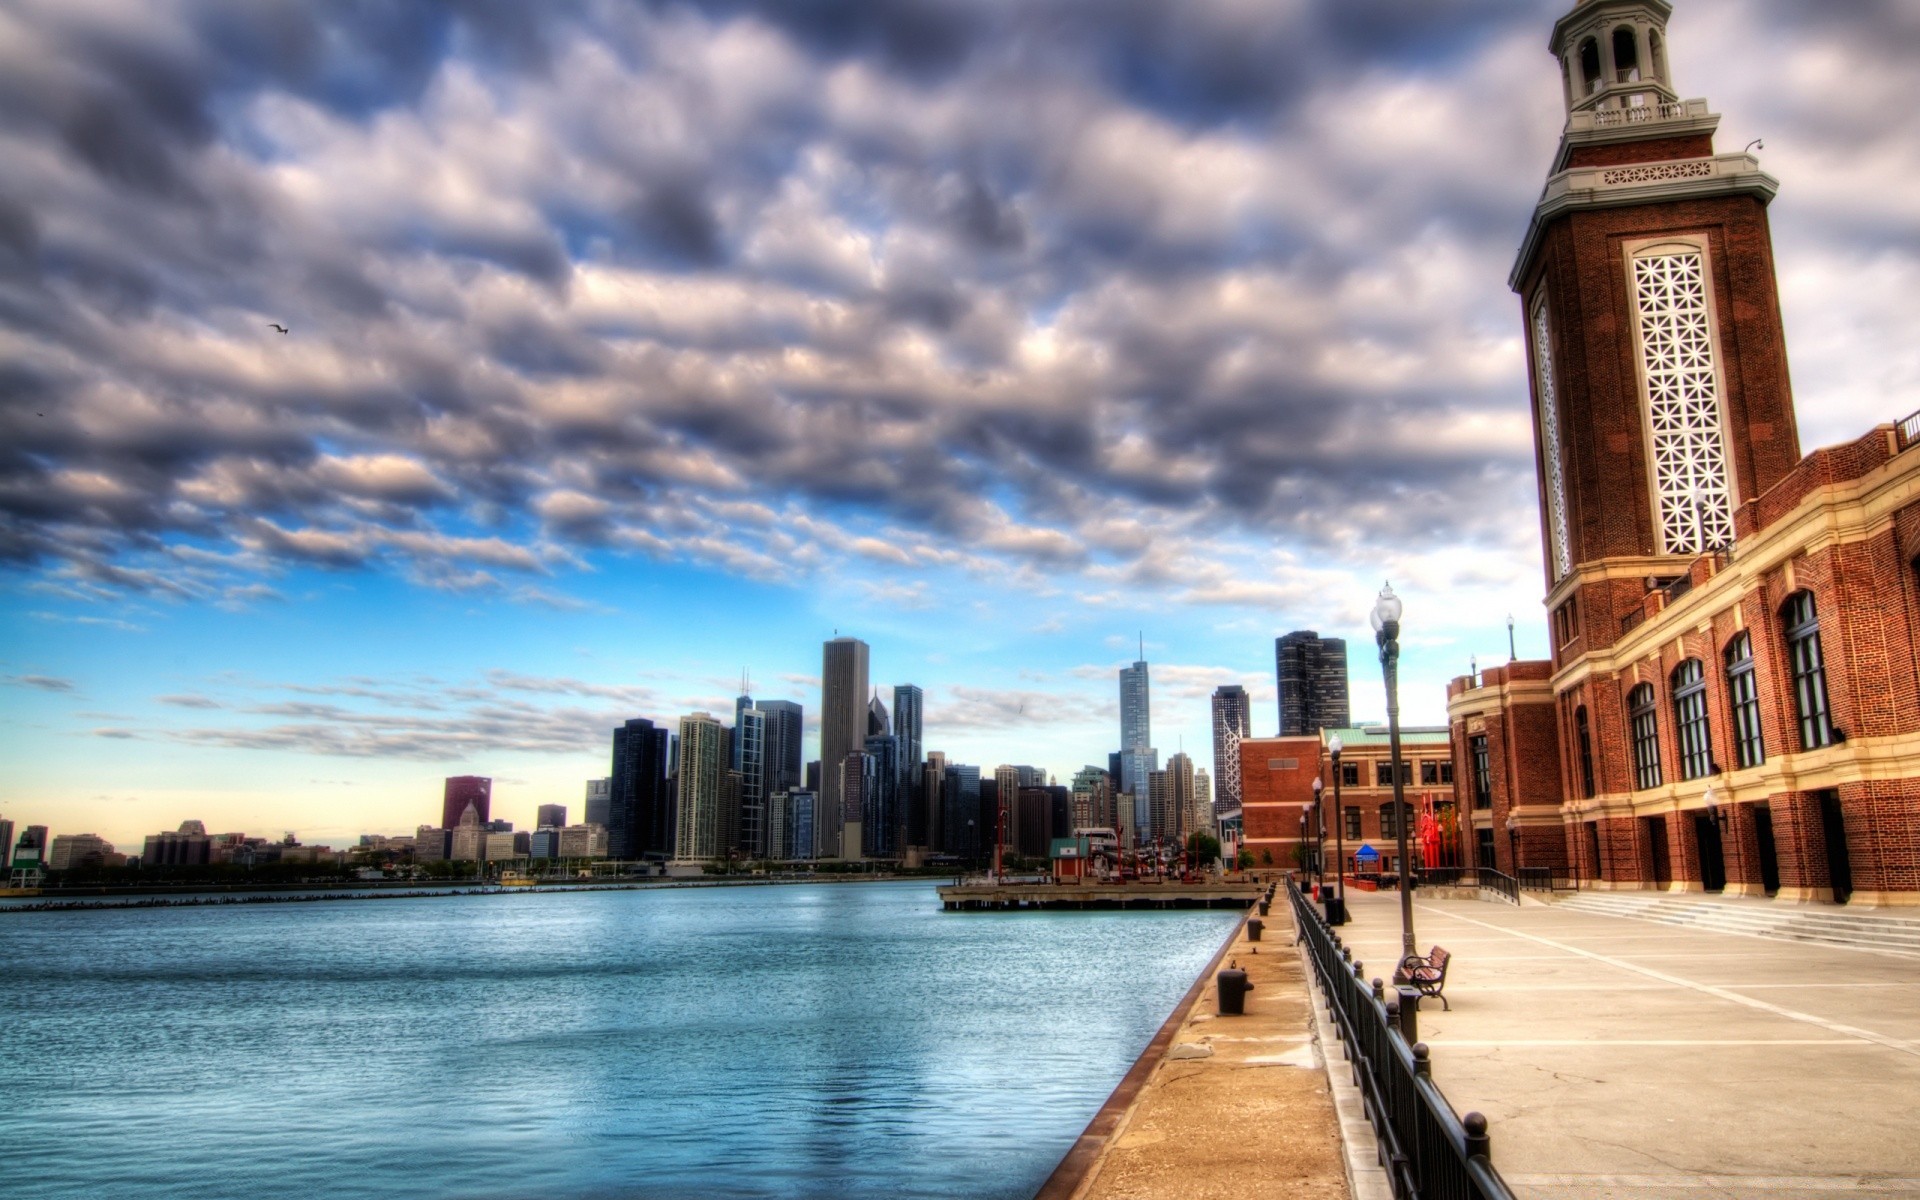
xmin=1448 ymin=0 xmax=1920 ymax=906
xmin=1238 ymin=727 xmax=1453 ymax=876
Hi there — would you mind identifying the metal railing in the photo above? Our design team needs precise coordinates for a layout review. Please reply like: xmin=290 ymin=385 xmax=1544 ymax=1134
xmin=1478 ymin=868 xmax=1520 ymax=906
xmin=1518 ymin=866 xmax=1576 ymax=893
xmin=1289 ymin=881 xmax=1516 ymax=1200
xmin=1899 ymin=408 xmax=1920 ymax=450
xmin=1415 ymin=866 xmax=1467 ymax=887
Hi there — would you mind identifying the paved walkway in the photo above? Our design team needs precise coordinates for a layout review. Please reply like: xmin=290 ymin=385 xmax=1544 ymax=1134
xmin=1066 ymin=913 xmax=1352 ymax=1200
xmin=1327 ymin=889 xmax=1920 ymax=1199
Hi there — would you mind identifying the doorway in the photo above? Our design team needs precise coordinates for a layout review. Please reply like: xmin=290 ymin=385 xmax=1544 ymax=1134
xmin=1817 ymin=790 xmax=1852 ymax=905
xmin=1644 ymin=817 xmax=1671 ymax=888
xmin=1585 ymin=821 xmax=1603 ymax=883
xmin=1692 ymin=813 xmax=1726 ymax=893
xmin=1752 ymin=804 xmax=1780 ymax=895
xmin=1476 ymin=827 xmax=1496 ymax=871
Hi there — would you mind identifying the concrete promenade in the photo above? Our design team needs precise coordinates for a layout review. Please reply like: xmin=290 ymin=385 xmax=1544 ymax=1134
xmin=1326 ymin=888 xmax=1920 ymax=1199
xmin=1050 ymin=912 xmax=1352 ymax=1200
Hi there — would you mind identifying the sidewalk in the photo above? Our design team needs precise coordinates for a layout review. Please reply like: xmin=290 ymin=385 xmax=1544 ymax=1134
xmin=1066 ymin=912 xmax=1351 ymax=1200
xmin=1328 ymin=888 xmax=1920 ymax=1199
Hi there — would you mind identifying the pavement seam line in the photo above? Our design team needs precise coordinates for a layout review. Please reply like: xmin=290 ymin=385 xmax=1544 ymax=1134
xmin=1418 ymin=904 xmax=1920 ymax=1059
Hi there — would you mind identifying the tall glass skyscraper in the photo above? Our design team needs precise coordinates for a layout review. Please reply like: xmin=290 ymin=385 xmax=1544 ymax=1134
xmin=673 ymin=712 xmax=728 ymax=862
xmin=756 ymin=700 xmax=804 ymax=797
xmin=609 ymin=719 xmax=671 ymax=860
xmin=736 ymin=707 xmax=766 ymax=857
xmin=1119 ymin=647 xmax=1156 ymax=843
xmin=1275 ymin=631 xmax=1350 ymax=736
xmin=892 ymin=684 xmax=923 ymax=776
xmin=1210 ymin=685 xmax=1251 ymax=810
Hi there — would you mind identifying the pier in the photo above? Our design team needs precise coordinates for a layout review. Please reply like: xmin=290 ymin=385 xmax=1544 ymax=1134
xmin=937 ymin=880 xmax=1261 ymax=911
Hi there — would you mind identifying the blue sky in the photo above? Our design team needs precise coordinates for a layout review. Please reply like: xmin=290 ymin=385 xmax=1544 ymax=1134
xmin=3 ymin=0 xmax=1917 ymax=848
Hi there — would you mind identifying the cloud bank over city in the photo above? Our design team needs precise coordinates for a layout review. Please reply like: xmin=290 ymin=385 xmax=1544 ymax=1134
xmin=2 ymin=0 xmax=1917 ymax=841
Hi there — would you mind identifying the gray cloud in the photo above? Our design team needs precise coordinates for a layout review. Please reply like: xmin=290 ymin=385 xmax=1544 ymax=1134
xmin=1 ymin=0 xmax=1914 ymax=612
xmin=7 ymin=673 xmax=77 ymax=692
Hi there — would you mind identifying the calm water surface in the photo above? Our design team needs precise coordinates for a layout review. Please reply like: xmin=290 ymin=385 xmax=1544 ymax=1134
xmin=0 ymin=881 xmax=1237 ymax=1200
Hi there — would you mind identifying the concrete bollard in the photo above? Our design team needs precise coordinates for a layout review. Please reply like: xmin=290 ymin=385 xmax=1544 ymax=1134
xmin=1246 ymin=917 xmax=1264 ymax=942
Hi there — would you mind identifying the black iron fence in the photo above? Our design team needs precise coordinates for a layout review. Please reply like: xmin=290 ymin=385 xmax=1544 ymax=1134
xmin=1288 ymin=880 xmax=1517 ymax=1200
xmin=1478 ymin=868 xmax=1520 ymax=905
xmin=1517 ymin=866 xmax=1576 ymax=892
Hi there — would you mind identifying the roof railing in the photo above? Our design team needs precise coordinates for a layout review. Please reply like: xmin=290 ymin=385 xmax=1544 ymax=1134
xmin=1899 ymin=408 xmax=1920 ymax=450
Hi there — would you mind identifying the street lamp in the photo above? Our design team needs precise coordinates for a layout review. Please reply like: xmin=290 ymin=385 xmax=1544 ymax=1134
xmin=1311 ymin=776 xmax=1325 ymax=897
xmin=1329 ymin=734 xmax=1346 ymax=925
xmin=1373 ymin=582 xmax=1418 ymax=981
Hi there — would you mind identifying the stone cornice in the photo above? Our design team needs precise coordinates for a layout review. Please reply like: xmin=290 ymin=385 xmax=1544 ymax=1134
xmin=1446 ymin=677 xmax=1557 ymax=721
xmin=1511 ymin=151 xmax=1778 ymax=291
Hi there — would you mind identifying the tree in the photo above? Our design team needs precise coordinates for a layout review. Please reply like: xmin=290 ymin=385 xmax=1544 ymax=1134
xmin=1237 ymin=849 xmax=1256 ymax=870
xmin=1186 ymin=832 xmax=1221 ymax=866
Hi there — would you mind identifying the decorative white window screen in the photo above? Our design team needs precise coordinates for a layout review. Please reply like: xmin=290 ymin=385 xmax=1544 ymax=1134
xmin=1532 ymin=299 xmax=1573 ymax=579
xmin=1631 ymin=250 xmax=1735 ymax=554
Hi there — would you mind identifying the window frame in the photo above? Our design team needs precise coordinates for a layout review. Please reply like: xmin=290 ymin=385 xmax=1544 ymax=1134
xmin=1470 ymin=735 xmax=1492 ymax=809
xmin=1629 ymin=682 xmax=1662 ymax=790
xmin=1783 ymin=592 xmax=1834 ymax=750
xmin=1575 ymin=704 xmax=1596 ymax=798
xmin=1725 ymin=633 xmax=1765 ymax=768
xmin=1670 ymin=659 xmax=1713 ymax=780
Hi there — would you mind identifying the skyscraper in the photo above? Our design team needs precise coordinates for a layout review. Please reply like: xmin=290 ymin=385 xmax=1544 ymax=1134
xmin=892 ymin=684 xmax=923 ymax=777
xmin=840 ymin=750 xmax=871 ymax=860
xmin=1118 ymin=643 xmax=1157 ymax=842
xmin=441 ymin=776 xmax=491 ymax=830
xmin=736 ymin=707 xmax=767 ymax=857
xmin=862 ymin=732 xmax=900 ymax=859
xmin=732 ymin=684 xmax=753 ymax=772
xmin=673 ymin=713 xmax=729 ymax=862
xmin=583 ymin=778 xmax=611 ymax=828
xmin=609 ymin=718 xmax=672 ymax=860
xmin=819 ymin=637 xmax=870 ymax=860
xmin=536 ymin=804 xmax=567 ymax=829
xmin=1275 ymin=631 xmax=1350 ymax=736
xmin=756 ymin=700 xmax=804 ymax=797
xmin=943 ymin=764 xmax=981 ymax=857
xmin=1210 ymin=685 xmax=1251 ymax=810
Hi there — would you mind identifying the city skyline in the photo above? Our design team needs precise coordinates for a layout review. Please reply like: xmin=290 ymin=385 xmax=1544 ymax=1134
xmin=5 ymin=2 xmax=1916 ymax=850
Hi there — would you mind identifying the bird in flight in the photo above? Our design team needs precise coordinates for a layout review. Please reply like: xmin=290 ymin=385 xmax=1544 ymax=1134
xmin=268 ymin=323 xmax=288 ymax=334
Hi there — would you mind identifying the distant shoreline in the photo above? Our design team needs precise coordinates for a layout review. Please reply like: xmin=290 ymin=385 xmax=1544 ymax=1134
xmin=0 ymin=874 xmax=933 ymax=914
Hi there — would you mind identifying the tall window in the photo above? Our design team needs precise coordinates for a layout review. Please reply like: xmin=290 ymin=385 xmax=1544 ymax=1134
xmin=1783 ymin=592 xmax=1834 ymax=749
xmin=1671 ymin=660 xmax=1712 ymax=779
xmin=1344 ymin=807 xmax=1360 ymax=839
xmin=1379 ymin=802 xmax=1405 ymax=839
xmin=1629 ymin=246 xmax=1735 ymax=555
xmin=1575 ymin=705 xmax=1596 ymax=798
xmin=1533 ymin=297 xmax=1573 ymax=579
xmin=1470 ymin=735 xmax=1492 ymax=809
xmin=1629 ymin=683 xmax=1662 ymax=790
xmin=1375 ymin=760 xmax=1411 ymax=787
xmin=1725 ymin=633 xmax=1765 ymax=768
xmin=1341 ymin=762 xmax=1360 ymax=787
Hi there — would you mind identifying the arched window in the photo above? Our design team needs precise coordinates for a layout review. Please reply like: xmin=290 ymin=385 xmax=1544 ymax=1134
xmin=1613 ymin=27 xmax=1640 ymax=83
xmin=1671 ymin=660 xmax=1712 ymax=779
xmin=1649 ymin=30 xmax=1666 ymax=81
xmin=1725 ymin=633 xmax=1765 ymax=768
xmin=1783 ymin=592 xmax=1834 ymax=749
xmin=1629 ymin=682 xmax=1662 ymax=789
xmin=1575 ymin=705 xmax=1596 ymax=798
xmin=1580 ymin=38 xmax=1602 ymax=95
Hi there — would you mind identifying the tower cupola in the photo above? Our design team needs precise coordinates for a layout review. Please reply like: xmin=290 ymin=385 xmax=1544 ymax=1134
xmin=1552 ymin=0 xmax=1677 ymax=119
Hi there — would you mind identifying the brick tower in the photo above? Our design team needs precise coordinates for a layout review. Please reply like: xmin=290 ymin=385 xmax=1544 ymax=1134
xmin=1450 ymin=0 xmax=1920 ymax=906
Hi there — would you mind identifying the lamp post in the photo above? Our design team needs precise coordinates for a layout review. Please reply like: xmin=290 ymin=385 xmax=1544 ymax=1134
xmin=1329 ymin=734 xmax=1346 ymax=924
xmin=1507 ymin=613 xmax=1517 ymax=662
xmin=1311 ymin=777 xmax=1325 ymax=898
xmin=1374 ymin=582 xmax=1418 ymax=981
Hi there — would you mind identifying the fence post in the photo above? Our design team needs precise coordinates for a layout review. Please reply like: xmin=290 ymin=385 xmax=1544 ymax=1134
xmin=1465 ymin=1111 xmax=1491 ymax=1160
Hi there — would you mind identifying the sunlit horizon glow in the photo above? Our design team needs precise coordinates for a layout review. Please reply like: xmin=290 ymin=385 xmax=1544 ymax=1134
xmin=4 ymin=1 xmax=1917 ymax=849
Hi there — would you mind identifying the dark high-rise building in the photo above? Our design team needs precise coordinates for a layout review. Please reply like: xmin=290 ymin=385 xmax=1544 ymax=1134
xmin=1210 ymin=685 xmax=1251 ymax=810
xmin=943 ymin=763 xmax=981 ymax=856
xmin=537 ymin=804 xmax=567 ymax=828
xmin=1275 ymin=631 xmax=1350 ymax=736
xmin=820 ymin=637 xmax=871 ymax=859
xmin=756 ymin=700 xmax=804 ymax=797
xmin=863 ymin=734 xmax=901 ymax=859
xmin=736 ymin=708 xmax=767 ymax=857
xmin=583 ymin=778 xmax=611 ymax=827
xmin=609 ymin=718 xmax=672 ymax=860
xmin=892 ymin=684 xmax=923 ymax=777
xmin=441 ymin=776 xmax=491 ymax=830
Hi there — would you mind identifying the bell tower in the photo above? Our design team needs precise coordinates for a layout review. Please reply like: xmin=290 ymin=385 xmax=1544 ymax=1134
xmin=1514 ymin=0 xmax=1801 ymax=654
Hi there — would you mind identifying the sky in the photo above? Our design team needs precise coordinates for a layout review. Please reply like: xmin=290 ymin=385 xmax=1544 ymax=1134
xmin=3 ymin=0 xmax=1918 ymax=850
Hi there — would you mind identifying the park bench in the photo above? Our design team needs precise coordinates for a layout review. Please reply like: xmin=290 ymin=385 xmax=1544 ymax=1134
xmin=1404 ymin=946 xmax=1451 ymax=1010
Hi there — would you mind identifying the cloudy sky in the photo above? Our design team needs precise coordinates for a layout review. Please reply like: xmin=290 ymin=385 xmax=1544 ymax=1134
xmin=3 ymin=0 xmax=1917 ymax=849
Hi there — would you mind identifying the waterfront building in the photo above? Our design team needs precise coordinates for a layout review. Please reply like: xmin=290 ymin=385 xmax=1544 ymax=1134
xmin=450 ymin=804 xmax=487 ymax=862
xmin=1071 ymin=766 xmax=1114 ymax=832
xmin=1148 ymin=771 xmax=1173 ymax=846
xmin=1238 ymin=728 xmax=1452 ymax=874
xmin=863 ymin=733 xmax=901 ymax=859
xmin=530 ymin=828 xmax=560 ymax=859
xmin=10 ymin=824 xmax=49 ymax=884
xmin=1195 ymin=770 xmax=1214 ymax=836
xmin=440 ymin=776 xmax=491 ymax=831
xmin=1275 ymin=632 xmax=1350 ymax=737
xmin=673 ymin=713 xmax=729 ymax=862
xmin=841 ymin=751 xmax=872 ymax=859
xmin=918 ymin=750 xmax=948 ymax=852
xmin=414 ymin=825 xmax=449 ymax=862
xmin=894 ymin=684 xmax=924 ymax=788
xmin=942 ymin=764 xmax=982 ymax=857
xmin=537 ymin=804 xmax=567 ymax=829
xmin=786 ymin=790 xmax=817 ymax=861
xmin=756 ymin=700 xmax=805 ymax=798
xmin=1210 ymin=685 xmax=1251 ymax=810
xmin=0 ymin=818 xmax=13 ymax=869
xmin=1444 ymin=0 xmax=1920 ymax=906
xmin=142 ymin=821 xmax=211 ymax=868
xmin=610 ymin=717 xmax=672 ymax=861
xmin=819 ymin=637 xmax=870 ymax=860
xmin=992 ymin=765 xmax=1019 ymax=848
xmin=584 ymin=777 xmax=611 ymax=828
xmin=1014 ymin=786 xmax=1062 ymax=858
xmin=766 ymin=791 xmax=790 ymax=860
xmin=48 ymin=833 xmax=116 ymax=871
xmin=737 ymin=707 xmax=767 ymax=858
xmin=483 ymin=831 xmax=519 ymax=863
xmin=557 ymin=824 xmax=608 ymax=859
xmin=1166 ymin=752 xmax=1199 ymax=844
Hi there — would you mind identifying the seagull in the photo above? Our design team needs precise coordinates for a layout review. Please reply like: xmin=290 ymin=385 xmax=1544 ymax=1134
xmin=268 ymin=323 xmax=288 ymax=334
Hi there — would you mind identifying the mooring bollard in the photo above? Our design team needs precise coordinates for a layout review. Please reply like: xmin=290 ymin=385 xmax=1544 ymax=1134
xmin=1247 ymin=916 xmax=1264 ymax=942
xmin=1217 ymin=967 xmax=1254 ymax=1015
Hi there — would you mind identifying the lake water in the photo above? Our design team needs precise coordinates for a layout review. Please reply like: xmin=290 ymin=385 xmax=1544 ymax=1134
xmin=0 ymin=881 xmax=1238 ymax=1200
